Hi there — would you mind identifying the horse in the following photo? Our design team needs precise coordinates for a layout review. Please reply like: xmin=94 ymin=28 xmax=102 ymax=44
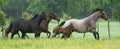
xmin=60 ymin=8 xmax=109 ymax=40
xmin=52 ymin=23 xmax=74 ymax=39
xmin=3 ymin=12 xmax=47 ymax=39
xmin=3 ymin=28 xmax=29 ymax=38
xmin=39 ymin=12 xmax=60 ymax=38
xmin=3 ymin=12 xmax=60 ymax=39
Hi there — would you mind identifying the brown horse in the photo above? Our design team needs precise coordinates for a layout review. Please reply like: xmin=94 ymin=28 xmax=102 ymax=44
xmin=39 ymin=12 xmax=60 ymax=38
xmin=52 ymin=23 xmax=74 ymax=39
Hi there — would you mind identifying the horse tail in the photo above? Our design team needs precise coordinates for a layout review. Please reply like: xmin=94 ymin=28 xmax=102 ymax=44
xmin=3 ymin=22 xmax=13 ymax=38
xmin=7 ymin=22 xmax=13 ymax=33
xmin=58 ymin=21 xmax=66 ymax=27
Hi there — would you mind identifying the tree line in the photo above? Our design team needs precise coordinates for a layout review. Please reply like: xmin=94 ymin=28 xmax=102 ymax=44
xmin=0 ymin=0 xmax=120 ymax=25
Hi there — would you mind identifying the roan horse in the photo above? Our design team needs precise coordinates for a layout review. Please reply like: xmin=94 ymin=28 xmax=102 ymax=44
xmin=3 ymin=12 xmax=47 ymax=39
xmin=60 ymin=9 xmax=109 ymax=40
xmin=39 ymin=12 xmax=60 ymax=38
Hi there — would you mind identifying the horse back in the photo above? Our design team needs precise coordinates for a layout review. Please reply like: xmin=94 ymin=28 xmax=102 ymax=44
xmin=63 ymin=19 xmax=88 ymax=33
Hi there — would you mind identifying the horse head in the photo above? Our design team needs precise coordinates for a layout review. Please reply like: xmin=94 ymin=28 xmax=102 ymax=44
xmin=48 ymin=12 xmax=60 ymax=22
xmin=98 ymin=9 xmax=109 ymax=20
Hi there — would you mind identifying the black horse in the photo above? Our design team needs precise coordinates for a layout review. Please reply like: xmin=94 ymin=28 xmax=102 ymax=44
xmin=4 ymin=12 xmax=47 ymax=39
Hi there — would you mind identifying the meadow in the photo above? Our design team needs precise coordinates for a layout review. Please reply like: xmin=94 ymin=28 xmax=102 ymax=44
xmin=0 ymin=20 xmax=120 ymax=49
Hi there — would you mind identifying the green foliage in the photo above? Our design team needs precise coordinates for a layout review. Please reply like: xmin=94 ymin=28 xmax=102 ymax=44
xmin=113 ymin=8 xmax=120 ymax=21
xmin=3 ymin=0 xmax=28 ymax=18
xmin=1 ymin=0 xmax=120 ymax=20
xmin=112 ymin=0 xmax=120 ymax=21
xmin=8 ymin=17 xmax=14 ymax=23
xmin=62 ymin=12 xmax=71 ymax=20
xmin=0 ymin=11 xmax=6 ymax=26
xmin=0 ymin=0 xmax=8 ymax=9
xmin=27 ymin=0 xmax=47 ymax=14
xmin=22 ymin=12 xmax=33 ymax=20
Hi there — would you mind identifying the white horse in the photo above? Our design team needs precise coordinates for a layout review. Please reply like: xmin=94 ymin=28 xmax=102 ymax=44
xmin=61 ymin=9 xmax=109 ymax=40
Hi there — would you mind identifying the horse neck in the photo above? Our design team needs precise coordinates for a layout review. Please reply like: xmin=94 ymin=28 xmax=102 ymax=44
xmin=29 ymin=14 xmax=38 ymax=21
xmin=46 ymin=16 xmax=52 ymax=24
xmin=88 ymin=12 xmax=100 ymax=22
xmin=32 ymin=16 xmax=42 ymax=25
xmin=65 ymin=25 xmax=73 ymax=30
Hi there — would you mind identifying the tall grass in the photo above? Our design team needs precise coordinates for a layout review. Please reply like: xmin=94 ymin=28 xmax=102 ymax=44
xmin=0 ymin=20 xmax=120 ymax=49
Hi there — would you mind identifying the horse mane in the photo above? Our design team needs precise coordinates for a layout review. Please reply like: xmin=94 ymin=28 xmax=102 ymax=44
xmin=30 ymin=12 xmax=46 ymax=20
xmin=30 ymin=14 xmax=38 ymax=20
xmin=88 ymin=8 xmax=103 ymax=16
xmin=59 ymin=21 xmax=66 ymax=27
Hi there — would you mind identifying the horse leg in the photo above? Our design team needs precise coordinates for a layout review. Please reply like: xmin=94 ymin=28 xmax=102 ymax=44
xmin=17 ymin=33 xmax=20 ymax=38
xmin=83 ymin=33 xmax=86 ymax=38
xmin=4 ymin=27 xmax=11 ymax=38
xmin=96 ymin=32 xmax=99 ymax=40
xmin=64 ymin=35 xmax=67 ymax=40
xmin=35 ymin=33 xmax=40 ymax=38
xmin=35 ymin=31 xmax=40 ymax=38
xmin=11 ymin=30 xmax=18 ymax=39
xmin=65 ymin=34 xmax=70 ymax=39
xmin=67 ymin=33 xmax=71 ymax=38
xmin=25 ymin=34 xmax=29 ymax=38
xmin=11 ymin=33 xmax=15 ymax=39
xmin=47 ymin=31 xmax=51 ymax=38
xmin=68 ymin=34 xmax=70 ymax=38
xmin=62 ymin=34 xmax=68 ymax=40
xmin=52 ymin=33 xmax=57 ymax=38
xmin=21 ymin=32 xmax=26 ymax=39
xmin=61 ymin=34 xmax=65 ymax=39
xmin=93 ymin=32 xmax=99 ymax=40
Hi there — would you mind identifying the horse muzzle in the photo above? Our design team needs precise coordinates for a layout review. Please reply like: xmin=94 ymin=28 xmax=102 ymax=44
xmin=105 ymin=17 xmax=109 ymax=21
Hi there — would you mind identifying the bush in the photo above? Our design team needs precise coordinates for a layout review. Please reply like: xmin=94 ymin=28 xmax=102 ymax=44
xmin=7 ymin=17 xmax=14 ymax=23
xmin=113 ymin=9 xmax=120 ymax=21
xmin=22 ymin=12 xmax=33 ymax=20
xmin=62 ymin=12 xmax=71 ymax=20
xmin=0 ymin=10 xmax=6 ymax=26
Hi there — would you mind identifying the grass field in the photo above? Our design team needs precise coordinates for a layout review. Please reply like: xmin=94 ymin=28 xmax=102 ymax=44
xmin=0 ymin=20 xmax=120 ymax=49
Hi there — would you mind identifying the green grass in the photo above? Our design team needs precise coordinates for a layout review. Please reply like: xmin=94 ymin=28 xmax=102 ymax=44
xmin=0 ymin=38 xmax=120 ymax=49
xmin=0 ymin=20 xmax=120 ymax=49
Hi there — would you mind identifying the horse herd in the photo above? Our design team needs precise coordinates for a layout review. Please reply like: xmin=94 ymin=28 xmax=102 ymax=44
xmin=2 ymin=8 xmax=109 ymax=40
